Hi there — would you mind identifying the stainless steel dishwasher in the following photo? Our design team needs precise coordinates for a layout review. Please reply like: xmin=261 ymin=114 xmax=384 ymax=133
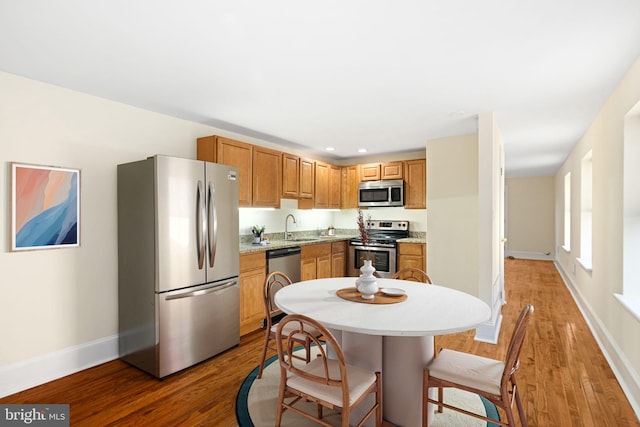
xmin=266 ymin=246 xmax=301 ymax=282
xmin=265 ymin=246 xmax=301 ymax=327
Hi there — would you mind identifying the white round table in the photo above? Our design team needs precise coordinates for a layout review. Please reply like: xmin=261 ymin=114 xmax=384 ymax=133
xmin=275 ymin=277 xmax=491 ymax=427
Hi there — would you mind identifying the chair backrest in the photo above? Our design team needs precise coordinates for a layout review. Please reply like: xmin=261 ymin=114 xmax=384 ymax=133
xmin=263 ymin=271 xmax=293 ymax=328
xmin=392 ymin=267 xmax=433 ymax=284
xmin=276 ymin=314 xmax=350 ymax=399
xmin=501 ymin=304 xmax=534 ymax=389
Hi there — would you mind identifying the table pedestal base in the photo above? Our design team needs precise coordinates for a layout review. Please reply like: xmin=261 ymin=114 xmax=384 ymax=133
xmin=329 ymin=329 xmax=434 ymax=427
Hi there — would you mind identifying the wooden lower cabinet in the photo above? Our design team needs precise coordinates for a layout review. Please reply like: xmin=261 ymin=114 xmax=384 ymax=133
xmin=301 ymin=243 xmax=332 ymax=280
xmin=301 ymin=241 xmax=347 ymax=280
xmin=331 ymin=241 xmax=347 ymax=277
xmin=239 ymin=252 xmax=266 ymax=336
xmin=397 ymin=242 xmax=427 ymax=272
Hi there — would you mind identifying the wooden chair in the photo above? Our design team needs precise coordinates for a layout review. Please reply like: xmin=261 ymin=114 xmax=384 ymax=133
xmin=257 ymin=271 xmax=320 ymax=379
xmin=392 ymin=267 xmax=433 ymax=283
xmin=422 ymin=304 xmax=534 ymax=427
xmin=275 ymin=313 xmax=382 ymax=427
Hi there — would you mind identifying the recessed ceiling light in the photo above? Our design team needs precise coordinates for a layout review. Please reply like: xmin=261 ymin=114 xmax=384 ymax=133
xmin=325 ymin=147 xmax=335 ymax=151
xmin=358 ymin=148 xmax=368 ymax=153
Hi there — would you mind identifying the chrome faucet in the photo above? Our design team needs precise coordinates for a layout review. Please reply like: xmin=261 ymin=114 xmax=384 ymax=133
xmin=284 ymin=214 xmax=296 ymax=240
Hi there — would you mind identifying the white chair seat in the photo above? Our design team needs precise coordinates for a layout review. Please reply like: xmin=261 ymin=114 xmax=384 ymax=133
xmin=427 ymin=348 xmax=505 ymax=395
xmin=287 ymin=355 xmax=378 ymax=407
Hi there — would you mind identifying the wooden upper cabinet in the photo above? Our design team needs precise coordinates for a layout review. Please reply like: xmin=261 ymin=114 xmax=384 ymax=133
xmin=281 ymin=153 xmax=299 ymax=199
xmin=314 ymin=161 xmax=330 ymax=208
xmin=341 ymin=165 xmax=359 ymax=209
xmin=381 ymin=161 xmax=403 ymax=180
xmin=196 ymin=135 xmax=216 ymax=162
xmin=329 ymin=164 xmax=342 ymax=209
xmin=312 ymin=162 xmax=341 ymax=209
xmin=299 ymin=158 xmax=314 ymax=199
xmin=404 ymin=158 xmax=426 ymax=209
xmin=199 ymin=135 xmax=282 ymax=208
xmin=252 ymin=146 xmax=281 ymax=208
xmin=360 ymin=161 xmax=403 ymax=181
xmin=360 ymin=163 xmax=381 ymax=181
xmin=214 ymin=136 xmax=253 ymax=207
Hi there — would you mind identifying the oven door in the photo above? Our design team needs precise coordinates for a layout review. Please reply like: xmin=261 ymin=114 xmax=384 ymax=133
xmin=348 ymin=245 xmax=397 ymax=278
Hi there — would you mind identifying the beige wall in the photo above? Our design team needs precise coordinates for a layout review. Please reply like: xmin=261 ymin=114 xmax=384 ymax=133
xmin=0 ymin=72 xmax=206 ymax=366
xmin=426 ymin=134 xmax=479 ymax=296
xmin=506 ymin=176 xmax=555 ymax=259
xmin=427 ymin=115 xmax=505 ymax=343
xmin=554 ymin=56 xmax=640 ymax=413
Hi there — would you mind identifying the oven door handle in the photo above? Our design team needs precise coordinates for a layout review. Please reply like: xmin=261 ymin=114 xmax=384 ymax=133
xmin=352 ymin=244 xmax=395 ymax=250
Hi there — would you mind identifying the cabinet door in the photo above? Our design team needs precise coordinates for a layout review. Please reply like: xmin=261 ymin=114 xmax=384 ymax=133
xmin=360 ymin=163 xmax=381 ymax=181
xmin=239 ymin=267 xmax=266 ymax=335
xmin=217 ymin=136 xmax=253 ymax=207
xmin=381 ymin=161 xmax=404 ymax=180
xmin=398 ymin=255 xmax=425 ymax=271
xmin=299 ymin=158 xmax=314 ymax=199
xmin=314 ymin=161 xmax=330 ymax=208
xmin=341 ymin=165 xmax=359 ymax=209
xmin=252 ymin=146 xmax=281 ymax=208
xmin=301 ymin=257 xmax=317 ymax=281
xmin=404 ymin=159 xmax=426 ymax=209
xmin=328 ymin=164 xmax=342 ymax=209
xmin=282 ymin=153 xmax=299 ymax=199
xmin=317 ymin=254 xmax=332 ymax=279
xmin=331 ymin=252 xmax=345 ymax=277
xmin=397 ymin=242 xmax=426 ymax=271
xmin=196 ymin=135 xmax=216 ymax=162
xmin=239 ymin=252 xmax=266 ymax=336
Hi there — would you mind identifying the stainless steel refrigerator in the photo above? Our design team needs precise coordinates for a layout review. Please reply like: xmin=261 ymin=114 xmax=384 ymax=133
xmin=117 ymin=155 xmax=240 ymax=378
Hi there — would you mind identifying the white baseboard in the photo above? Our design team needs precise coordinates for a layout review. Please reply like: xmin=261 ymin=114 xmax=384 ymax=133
xmin=0 ymin=335 xmax=118 ymax=398
xmin=505 ymin=250 xmax=553 ymax=261
xmin=475 ymin=313 xmax=502 ymax=344
xmin=554 ymin=261 xmax=640 ymax=420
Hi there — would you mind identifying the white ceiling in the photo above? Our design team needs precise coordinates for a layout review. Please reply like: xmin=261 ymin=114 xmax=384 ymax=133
xmin=1 ymin=1 xmax=639 ymax=176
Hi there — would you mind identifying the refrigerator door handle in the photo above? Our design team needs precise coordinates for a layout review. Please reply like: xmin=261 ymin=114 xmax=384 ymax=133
xmin=207 ymin=181 xmax=218 ymax=268
xmin=164 ymin=280 xmax=238 ymax=300
xmin=196 ymin=180 xmax=206 ymax=269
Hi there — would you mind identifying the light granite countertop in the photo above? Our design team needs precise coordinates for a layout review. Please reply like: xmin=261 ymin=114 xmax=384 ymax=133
xmin=239 ymin=233 xmax=426 ymax=254
xmin=240 ymin=235 xmax=353 ymax=254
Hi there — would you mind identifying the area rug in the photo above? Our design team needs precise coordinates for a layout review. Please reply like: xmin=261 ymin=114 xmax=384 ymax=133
xmin=236 ymin=347 xmax=500 ymax=427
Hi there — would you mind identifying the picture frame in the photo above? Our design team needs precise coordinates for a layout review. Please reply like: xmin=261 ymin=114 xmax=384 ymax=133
xmin=10 ymin=162 xmax=81 ymax=251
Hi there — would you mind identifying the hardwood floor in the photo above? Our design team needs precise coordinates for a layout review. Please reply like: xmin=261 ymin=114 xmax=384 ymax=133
xmin=1 ymin=259 xmax=638 ymax=426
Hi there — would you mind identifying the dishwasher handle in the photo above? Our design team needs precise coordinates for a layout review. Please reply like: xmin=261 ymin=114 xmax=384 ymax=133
xmin=266 ymin=246 xmax=301 ymax=259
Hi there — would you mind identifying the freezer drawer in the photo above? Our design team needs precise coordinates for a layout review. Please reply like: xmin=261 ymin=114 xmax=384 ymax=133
xmin=157 ymin=279 xmax=240 ymax=377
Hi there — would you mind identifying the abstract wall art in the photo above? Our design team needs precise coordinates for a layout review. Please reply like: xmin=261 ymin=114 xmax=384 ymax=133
xmin=11 ymin=162 xmax=81 ymax=251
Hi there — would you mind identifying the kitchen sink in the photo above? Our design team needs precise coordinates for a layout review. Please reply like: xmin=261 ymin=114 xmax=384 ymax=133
xmin=286 ymin=237 xmax=320 ymax=242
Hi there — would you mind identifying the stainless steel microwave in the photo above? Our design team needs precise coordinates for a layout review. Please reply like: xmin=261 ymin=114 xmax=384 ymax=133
xmin=358 ymin=180 xmax=404 ymax=207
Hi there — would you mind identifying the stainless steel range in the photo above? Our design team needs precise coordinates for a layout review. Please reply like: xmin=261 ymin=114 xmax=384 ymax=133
xmin=348 ymin=220 xmax=409 ymax=278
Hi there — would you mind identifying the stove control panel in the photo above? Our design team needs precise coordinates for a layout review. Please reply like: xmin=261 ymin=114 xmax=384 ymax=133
xmin=366 ymin=220 xmax=409 ymax=231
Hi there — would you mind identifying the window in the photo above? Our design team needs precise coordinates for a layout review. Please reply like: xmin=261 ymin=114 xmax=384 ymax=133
xmin=563 ymin=172 xmax=571 ymax=251
xmin=618 ymin=100 xmax=640 ymax=321
xmin=578 ymin=151 xmax=592 ymax=271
